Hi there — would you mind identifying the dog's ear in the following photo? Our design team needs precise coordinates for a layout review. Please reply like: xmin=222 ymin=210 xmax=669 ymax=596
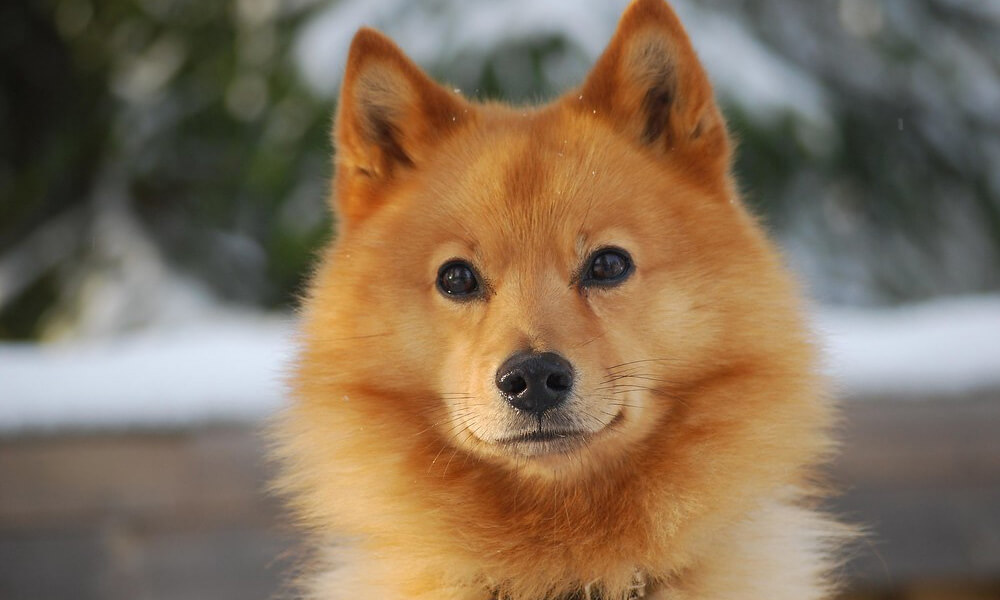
xmin=575 ymin=0 xmax=730 ymax=175
xmin=333 ymin=28 xmax=467 ymax=223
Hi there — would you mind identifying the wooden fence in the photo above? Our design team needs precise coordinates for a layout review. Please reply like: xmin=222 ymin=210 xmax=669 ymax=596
xmin=1 ymin=396 xmax=998 ymax=600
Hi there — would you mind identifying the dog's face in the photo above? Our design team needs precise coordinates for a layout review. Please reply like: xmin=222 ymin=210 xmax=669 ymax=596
xmin=387 ymin=124 xmax=716 ymax=464
xmin=304 ymin=0 xmax=817 ymax=476
xmin=369 ymin=122 xmax=745 ymax=468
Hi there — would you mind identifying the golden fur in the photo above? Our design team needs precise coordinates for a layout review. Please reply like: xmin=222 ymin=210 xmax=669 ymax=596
xmin=273 ymin=1 xmax=847 ymax=598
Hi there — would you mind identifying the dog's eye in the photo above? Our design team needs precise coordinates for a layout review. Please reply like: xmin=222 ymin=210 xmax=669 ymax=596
xmin=437 ymin=260 xmax=481 ymax=298
xmin=582 ymin=248 xmax=632 ymax=286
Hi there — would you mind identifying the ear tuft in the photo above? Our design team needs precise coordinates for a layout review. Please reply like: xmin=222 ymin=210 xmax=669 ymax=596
xmin=350 ymin=65 xmax=416 ymax=172
xmin=630 ymin=35 xmax=678 ymax=145
xmin=574 ymin=0 xmax=730 ymax=173
xmin=332 ymin=28 xmax=468 ymax=224
xmin=335 ymin=28 xmax=465 ymax=180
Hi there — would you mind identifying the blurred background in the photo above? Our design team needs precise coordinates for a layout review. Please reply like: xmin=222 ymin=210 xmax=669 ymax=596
xmin=1 ymin=0 xmax=998 ymax=598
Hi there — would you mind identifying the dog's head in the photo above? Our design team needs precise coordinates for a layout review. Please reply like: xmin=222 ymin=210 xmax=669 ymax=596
xmin=300 ymin=0 xmax=827 ymax=477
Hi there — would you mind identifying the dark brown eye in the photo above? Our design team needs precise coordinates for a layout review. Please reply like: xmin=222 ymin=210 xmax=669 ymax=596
xmin=437 ymin=260 xmax=481 ymax=298
xmin=583 ymin=248 xmax=632 ymax=286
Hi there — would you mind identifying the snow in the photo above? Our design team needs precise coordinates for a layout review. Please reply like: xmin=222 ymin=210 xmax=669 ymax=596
xmin=293 ymin=0 xmax=830 ymax=124
xmin=1 ymin=297 xmax=998 ymax=434
xmin=294 ymin=0 xmax=626 ymax=97
xmin=0 ymin=316 xmax=295 ymax=434
xmin=816 ymin=295 xmax=1000 ymax=398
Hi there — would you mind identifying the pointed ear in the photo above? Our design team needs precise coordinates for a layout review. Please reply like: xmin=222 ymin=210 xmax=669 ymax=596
xmin=575 ymin=0 xmax=730 ymax=175
xmin=333 ymin=28 xmax=466 ymax=222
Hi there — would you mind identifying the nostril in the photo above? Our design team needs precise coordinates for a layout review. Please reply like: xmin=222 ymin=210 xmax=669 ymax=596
xmin=546 ymin=372 xmax=572 ymax=392
xmin=497 ymin=367 xmax=529 ymax=396
xmin=506 ymin=374 xmax=527 ymax=395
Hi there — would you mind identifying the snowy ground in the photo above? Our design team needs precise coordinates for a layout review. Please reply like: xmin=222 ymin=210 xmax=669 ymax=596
xmin=816 ymin=295 xmax=1000 ymax=398
xmin=0 ymin=317 xmax=295 ymax=434
xmin=1 ymin=296 xmax=998 ymax=434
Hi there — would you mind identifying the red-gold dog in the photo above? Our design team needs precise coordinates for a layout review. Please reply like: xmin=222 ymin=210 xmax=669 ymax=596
xmin=274 ymin=1 xmax=846 ymax=598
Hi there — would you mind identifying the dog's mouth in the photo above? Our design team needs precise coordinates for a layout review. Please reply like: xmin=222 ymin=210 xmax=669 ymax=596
xmin=494 ymin=411 xmax=624 ymax=456
xmin=499 ymin=428 xmax=589 ymax=444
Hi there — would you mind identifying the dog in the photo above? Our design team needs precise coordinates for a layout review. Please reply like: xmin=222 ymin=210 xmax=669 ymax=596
xmin=273 ymin=1 xmax=846 ymax=598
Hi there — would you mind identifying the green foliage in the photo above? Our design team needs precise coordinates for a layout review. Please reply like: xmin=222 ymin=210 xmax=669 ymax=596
xmin=2 ymin=0 xmax=334 ymax=339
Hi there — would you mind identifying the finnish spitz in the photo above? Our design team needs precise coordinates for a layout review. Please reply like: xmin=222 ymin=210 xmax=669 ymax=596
xmin=273 ymin=0 xmax=846 ymax=598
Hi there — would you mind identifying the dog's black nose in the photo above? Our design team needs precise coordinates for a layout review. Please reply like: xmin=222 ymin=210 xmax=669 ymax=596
xmin=495 ymin=351 xmax=574 ymax=415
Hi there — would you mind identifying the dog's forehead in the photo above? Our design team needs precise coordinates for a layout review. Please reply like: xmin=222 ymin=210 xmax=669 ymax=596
xmin=436 ymin=114 xmax=636 ymax=226
xmin=406 ymin=109 xmax=685 ymax=265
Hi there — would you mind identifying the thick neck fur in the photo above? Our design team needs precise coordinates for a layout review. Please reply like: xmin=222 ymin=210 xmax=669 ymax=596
xmin=276 ymin=361 xmax=842 ymax=600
